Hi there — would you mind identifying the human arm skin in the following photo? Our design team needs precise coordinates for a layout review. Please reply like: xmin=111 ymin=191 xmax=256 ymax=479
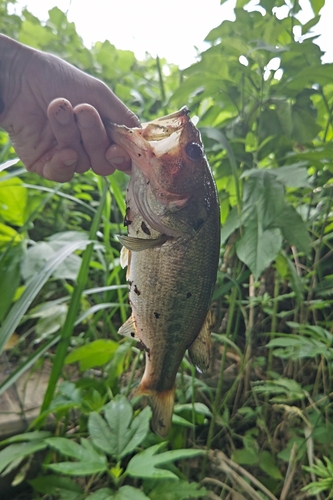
xmin=0 ymin=34 xmax=139 ymax=181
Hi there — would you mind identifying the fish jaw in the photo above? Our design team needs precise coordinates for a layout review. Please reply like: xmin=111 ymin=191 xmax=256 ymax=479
xmin=107 ymin=107 xmax=209 ymax=202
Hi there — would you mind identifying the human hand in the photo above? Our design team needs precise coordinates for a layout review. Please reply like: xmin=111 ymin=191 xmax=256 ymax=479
xmin=0 ymin=35 xmax=139 ymax=182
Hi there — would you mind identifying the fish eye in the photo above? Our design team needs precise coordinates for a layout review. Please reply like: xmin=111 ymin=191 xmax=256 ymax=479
xmin=185 ymin=142 xmax=203 ymax=161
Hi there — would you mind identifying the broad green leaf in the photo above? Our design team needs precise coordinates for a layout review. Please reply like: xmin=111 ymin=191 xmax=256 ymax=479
xmin=259 ymin=451 xmax=283 ymax=479
xmin=0 ymin=222 xmax=23 ymax=248
xmin=241 ymin=170 xmax=285 ymax=228
xmin=127 ymin=443 xmax=203 ymax=479
xmin=271 ymin=163 xmax=310 ymax=188
xmin=236 ymin=213 xmax=282 ymax=280
xmin=0 ymin=431 xmax=51 ymax=446
xmin=88 ymin=489 xmax=114 ymax=500
xmin=65 ymin=339 xmax=119 ymax=370
xmin=0 ymin=175 xmax=27 ymax=226
xmin=0 ymin=441 xmax=48 ymax=474
xmin=309 ymin=0 xmax=325 ymax=15
xmin=220 ymin=205 xmax=241 ymax=244
xmin=47 ymin=461 xmax=107 ymax=476
xmin=0 ymin=239 xmax=89 ymax=355
xmin=113 ymin=486 xmax=150 ymax=500
xmin=90 ymin=396 xmax=151 ymax=461
xmin=119 ymin=406 xmax=151 ymax=458
xmin=29 ymin=475 xmax=83 ymax=499
xmin=232 ymin=447 xmax=258 ymax=465
xmin=149 ymin=480 xmax=207 ymax=500
xmin=273 ymin=204 xmax=310 ymax=254
xmin=45 ymin=437 xmax=87 ymax=461
xmin=87 ymin=412 xmax=114 ymax=456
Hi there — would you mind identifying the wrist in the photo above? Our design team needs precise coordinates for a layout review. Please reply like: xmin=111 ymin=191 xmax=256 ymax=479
xmin=0 ymin=35 xmax=35 ymax=129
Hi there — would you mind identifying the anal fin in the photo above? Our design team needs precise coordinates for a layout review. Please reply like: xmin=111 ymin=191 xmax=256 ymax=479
xmin=118 ymin=314 xmax=138 ymax=340
xmin=188 ymin=310 xmax=213 ymax=373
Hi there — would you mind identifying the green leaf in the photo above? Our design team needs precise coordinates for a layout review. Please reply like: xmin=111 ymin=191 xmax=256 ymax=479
xmin=87 ymin=489 xmax=114 ymax=500
xmin=232 ymin=447 xmax=258 ymax=465
xmin=309 ymin=0 xmax=325 ymax=15
xmin=0 ymin=239 xmax=90 ymax=355
xmin=0 ymin=222 xmax=23 ymax=248
xmin=0 ymin=441 xmax=48 ymax=474
xmin=113 ymin=486 xmax=150 ymax=500
xmin=220 ymin=205 xmax=241 ymax=245
xmin=241 ymin=170 xmax=285 ymax=228
xmin=236 ymin=214 xmax=282 ymax=279
xmin=0 ymin=245 xmax=23 ymax=322
xmin=65 ymin=339 xmax=119 ymax=370
xmin=273 ymin=204 xmax=311 ymax=254
xmin=89 ymin=396 xmax=151 ymax=461
xmin=29 ymin=475 xmax=83 ymax=499
xmin=0 ymin=175 xmax=27 ymax=226
xmin=149 ymin=480 xmax=207 ymax=500
xmin=87 ymin=412 xmax=114 ymax=456
xmin=127 ymin=443 xmax=203 ymax=479
xmin=47 ymin=461 xmax=107 ymax=476
xmin=45 ymin=437 xmax=87 ymax=461
xmin=271 ymin=163 xmax=310 ymax=188
xmin=0 ymin=431 xmax=51 ymax=446
xmin=259 ymin=451 xmax=283 ymax=479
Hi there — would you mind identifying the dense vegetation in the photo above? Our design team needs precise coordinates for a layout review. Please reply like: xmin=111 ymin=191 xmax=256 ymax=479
xmin=1 ymin=0 xmax=333 ymax=498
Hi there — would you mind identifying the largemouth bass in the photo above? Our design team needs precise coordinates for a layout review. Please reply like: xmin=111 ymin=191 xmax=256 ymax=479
xmin=108 ymin=107 xmax=220 ymax=437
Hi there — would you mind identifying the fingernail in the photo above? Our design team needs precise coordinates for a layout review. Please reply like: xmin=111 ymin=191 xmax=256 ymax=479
xmin=77 ymin=109 xmax=94 ymax=128
xmin=55 ymin=103 xmax=71 ymax=125
xmin=109 ymin=156 xmax=126 ymax=165
xmin=64 ymin=159 xmax=77 ymax=167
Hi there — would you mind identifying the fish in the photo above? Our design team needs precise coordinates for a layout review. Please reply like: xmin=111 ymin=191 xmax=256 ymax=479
xmin=107 ymin=107 xmax=220 ymax=437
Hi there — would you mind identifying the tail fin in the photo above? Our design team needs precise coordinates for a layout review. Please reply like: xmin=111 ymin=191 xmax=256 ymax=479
xmin=136 ymin=384 xmax=175 ymax=438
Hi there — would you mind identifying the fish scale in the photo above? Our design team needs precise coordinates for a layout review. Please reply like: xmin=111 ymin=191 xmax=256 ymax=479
xmin=108 ymin=107 xmax=220 ymax=436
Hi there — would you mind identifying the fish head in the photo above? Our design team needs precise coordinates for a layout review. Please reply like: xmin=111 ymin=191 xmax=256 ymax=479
xmin=107 ymin=107 xmax=209 ymax=208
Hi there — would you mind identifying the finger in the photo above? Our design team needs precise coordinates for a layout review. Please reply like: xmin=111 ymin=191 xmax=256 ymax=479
xmin=41 ymin=148 xmax=80 ymax=182
xmin=75 ymin=103 xmax=117 ymax=176
xmin=47 ymin=98 xmax=91 ymax=173
xmin=106 ymin=144 xmax=132 ymax=174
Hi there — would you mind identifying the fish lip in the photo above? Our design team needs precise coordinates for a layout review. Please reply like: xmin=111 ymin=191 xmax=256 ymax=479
xmin=105 ymin=106 xmax=191 ymax=144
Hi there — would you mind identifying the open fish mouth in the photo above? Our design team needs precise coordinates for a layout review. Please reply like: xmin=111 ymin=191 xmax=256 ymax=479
xmin=106 ymin=106 xmax=193 ymax=158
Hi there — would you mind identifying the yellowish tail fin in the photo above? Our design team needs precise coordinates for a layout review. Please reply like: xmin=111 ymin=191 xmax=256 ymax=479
xmin=136 ymin=384 xmax=175 ymax=438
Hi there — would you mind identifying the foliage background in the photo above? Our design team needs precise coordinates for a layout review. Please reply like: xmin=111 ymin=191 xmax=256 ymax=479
xmin=1 ymin=0 xmax=333 ymax=498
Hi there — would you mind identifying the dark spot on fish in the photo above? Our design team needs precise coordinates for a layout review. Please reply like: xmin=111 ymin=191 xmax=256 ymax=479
xmin=192 ymin=218 xmax=204 ymax=231
xmin=124 ymin=216 xmax=132 ymax=227
xmin=147 ymin=180 xmax=150 ymax=185
xmin=186 ymin=292 xmax=192 ymax=299
xmin=139 ymin=340 xmax=151 ymax=359
xmin=138 ymin=153 xmax=141 ymax=157
xmin=141 ymin=221 xmax=151 ymax=235
xmin=130 ymin=332 xmax=135 ymax=338
xmin=134 ymin=284 xmax=141 ymax=295
xmin=129 ymin=280 xmax=133 ymax=287
xmin=154 ymin=312 xmax=160 ymax=319
xmin=158 ymin=419 xmax=165 ymax=428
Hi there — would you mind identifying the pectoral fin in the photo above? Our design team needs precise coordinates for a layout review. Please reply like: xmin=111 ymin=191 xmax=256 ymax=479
xmin=188 ymin=310 xmax=213 ymax=373
xmin=118 ymin=314 xmax=138 ymax=340
xmin=117 ymin=234 xmax=167 ymax=251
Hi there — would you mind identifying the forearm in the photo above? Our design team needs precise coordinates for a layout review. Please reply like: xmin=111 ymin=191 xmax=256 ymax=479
xmin=0 ymin=34 xmax=35 ymax=129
